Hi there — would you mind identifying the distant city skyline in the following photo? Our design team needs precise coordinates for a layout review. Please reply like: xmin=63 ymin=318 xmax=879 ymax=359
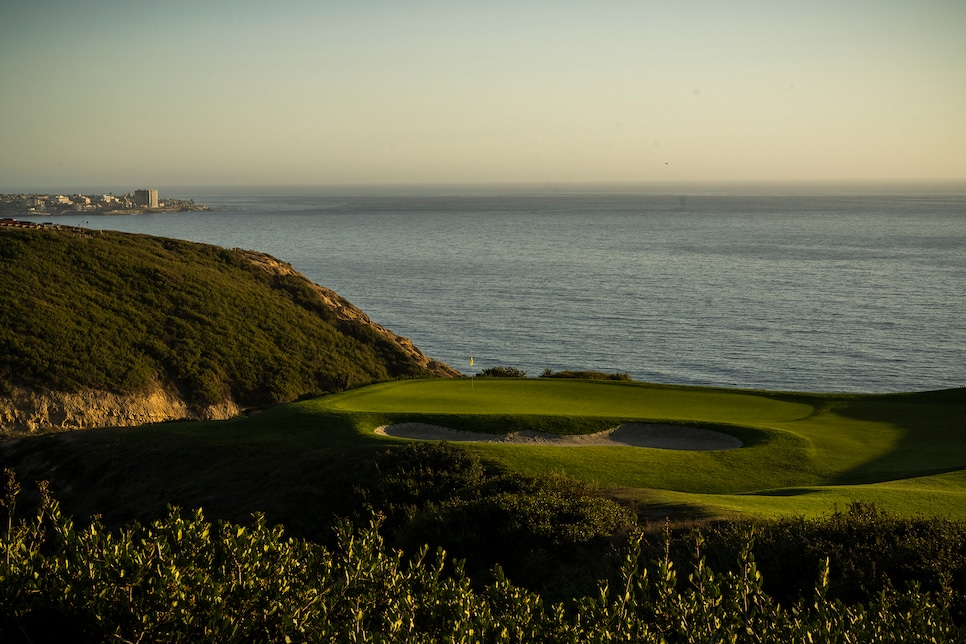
xmin=1 ymin=1 xmax=964 ymax=190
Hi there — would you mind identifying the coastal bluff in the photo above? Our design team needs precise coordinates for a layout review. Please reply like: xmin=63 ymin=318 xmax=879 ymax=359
xmin=0 ymin=226 xmax=459 ymax=434
xmin=231 ymin=248 xmax=457 ymax=379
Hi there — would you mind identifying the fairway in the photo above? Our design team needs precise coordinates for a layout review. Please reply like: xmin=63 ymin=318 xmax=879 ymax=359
xmin=309 ymin=379 xmax=966 ymax=520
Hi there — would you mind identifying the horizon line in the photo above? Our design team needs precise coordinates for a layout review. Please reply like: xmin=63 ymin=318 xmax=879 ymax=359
xmin=5 ymin=177 xmax=966 ymax=195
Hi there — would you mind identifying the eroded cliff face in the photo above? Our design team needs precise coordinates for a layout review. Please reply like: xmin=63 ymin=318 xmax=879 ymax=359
xmin=0 ymin=384 xmax=241 ymax=435
xmin=234 ymin=249 xmax=462 ymax=379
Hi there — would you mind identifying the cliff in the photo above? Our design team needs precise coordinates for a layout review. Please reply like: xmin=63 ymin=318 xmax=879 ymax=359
xmin=0 ymin=382 xmax=240 ymax=433
xmin=234 ymin=249 xmax=459 ymax=380
xmin=0 ymin=227 xmax=459 ymax=434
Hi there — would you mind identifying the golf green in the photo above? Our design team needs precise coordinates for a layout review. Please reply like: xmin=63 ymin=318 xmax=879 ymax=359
xmin=309 ymin=379 xmax=966 ymax=519
xmin=325 ymin=378 xmax=813 ymax=424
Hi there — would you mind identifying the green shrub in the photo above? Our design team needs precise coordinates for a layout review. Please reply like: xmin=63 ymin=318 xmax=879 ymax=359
xmin=477 ymin=366 xmax=527 ymax=378
xmin=540 ymin=369 xmax=631 ymax=381
xmin=653 ymin=502 xmax=966 ymax=623
xmin=396 ymin=472 xmax=636 ymax=600
xmin=353 ymin=442 xmax=487 ymax=533
xmin=348 ymin=444 xmax=636 ymax=600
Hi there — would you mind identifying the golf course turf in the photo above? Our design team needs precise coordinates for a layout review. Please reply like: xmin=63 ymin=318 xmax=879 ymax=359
xmin=304 ymin=378 xmax=966 ymax=520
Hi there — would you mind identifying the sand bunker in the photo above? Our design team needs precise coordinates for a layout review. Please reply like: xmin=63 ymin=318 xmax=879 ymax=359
xmin=374 ymin=422 xmax=742 ymax=451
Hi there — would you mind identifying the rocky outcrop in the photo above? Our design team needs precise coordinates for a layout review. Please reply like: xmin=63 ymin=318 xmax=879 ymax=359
xmin=0 ymin=384 xmax=240 ymax=434
xmin=234 ymin=249 xmax=462 ymax=379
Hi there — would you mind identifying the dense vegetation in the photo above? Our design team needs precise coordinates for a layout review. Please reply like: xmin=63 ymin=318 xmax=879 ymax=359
xmin=331 ymin=445 xmax=966 ymax=619
xmin=540 ymin=369 xmax=632 ymax=381
xmin=476 ymin=366 xmax=528 ymax=378
xmin=0 ymin=228 xmax=438 ymax=408
xmin=667 ymin=504 xmax=966 ymax=622
xmin=348 ymin=444 xmax=636 ymax=601
xmin=476 ymin=367 xmax=633 ymax=380
xmin=2 ymin=467 xmax=963 ymax=643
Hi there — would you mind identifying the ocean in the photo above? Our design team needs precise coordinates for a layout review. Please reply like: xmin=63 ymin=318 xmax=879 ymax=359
xmin=18 ymin=183 xmax=966 ymax=393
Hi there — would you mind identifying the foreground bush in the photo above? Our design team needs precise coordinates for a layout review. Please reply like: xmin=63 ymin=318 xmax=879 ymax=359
xmin=350 ymin=445 xmax=966 ymax=613
xmin=2 ymin=472 xmax=962 ymax=642
xmin=662 ymin=502 xmax=966 ymax=622
xmin=352 ymin=443 xmax=635 ymax=600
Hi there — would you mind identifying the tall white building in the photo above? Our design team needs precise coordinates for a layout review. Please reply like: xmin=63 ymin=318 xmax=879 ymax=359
xmin=133 ymin=189 xmax=159 ymax=208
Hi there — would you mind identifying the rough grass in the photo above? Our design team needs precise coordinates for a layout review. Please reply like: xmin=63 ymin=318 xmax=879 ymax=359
xmin=0 ymin=228 xmax=435 ymax=408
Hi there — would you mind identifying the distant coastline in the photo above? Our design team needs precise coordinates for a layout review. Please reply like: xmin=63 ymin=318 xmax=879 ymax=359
xmin=0 ymin=189 xmax=212 ymax=217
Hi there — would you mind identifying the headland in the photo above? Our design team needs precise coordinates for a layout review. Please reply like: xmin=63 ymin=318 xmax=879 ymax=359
xmin=0 ymin=188 xmax=211 ymax=216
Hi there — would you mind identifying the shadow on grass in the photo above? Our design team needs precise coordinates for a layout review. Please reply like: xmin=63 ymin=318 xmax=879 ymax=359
xmin=829 ymin=388 xmax=966 ymax=486
xmin=634 ymin=501 xmax=731 ymax=524
xmin=0 ymin=402 xmax=398 ymax=542
xmin=751 ymin=487 xmax=821 ymax=497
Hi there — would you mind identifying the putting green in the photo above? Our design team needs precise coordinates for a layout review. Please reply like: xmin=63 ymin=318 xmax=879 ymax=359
xmin=325 ymin=378 xmax=813 ymax=424
xmin=310 ymin=379 xmax=966 ymax=519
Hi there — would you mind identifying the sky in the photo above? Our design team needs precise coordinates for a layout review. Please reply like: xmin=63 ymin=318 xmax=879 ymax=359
xmin=1 ymin=0 xmax=965 ymax=190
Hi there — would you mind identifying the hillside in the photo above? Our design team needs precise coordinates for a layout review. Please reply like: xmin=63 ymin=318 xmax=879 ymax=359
xmin=0 ymin=226 xmax=458 ymax=432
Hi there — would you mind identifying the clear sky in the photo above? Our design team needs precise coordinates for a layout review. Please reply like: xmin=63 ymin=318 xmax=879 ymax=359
xmin=2 ymin=0 xmax=965 ymax=190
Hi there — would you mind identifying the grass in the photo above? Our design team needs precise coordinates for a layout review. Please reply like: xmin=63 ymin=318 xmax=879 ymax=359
xmin=325 ymin=379 xmax=815 ymax=424
xmin=0 ymin=227 xmax=437 ymax=407
xmin=312 ymin=379 xmax=966 ymax=519
xmin=3 ymin=378 xmax=964 ymax=524
xmin=630 ymin=469 xmax=966 ymax=521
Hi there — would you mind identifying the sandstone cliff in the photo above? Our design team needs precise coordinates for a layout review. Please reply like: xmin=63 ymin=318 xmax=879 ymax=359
xmin=0 ymin=383 xmax=240 ymax=434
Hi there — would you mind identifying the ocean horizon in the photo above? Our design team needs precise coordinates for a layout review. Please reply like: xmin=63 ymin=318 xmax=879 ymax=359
xmin=8 ymin=179 xmax=966 ymax=199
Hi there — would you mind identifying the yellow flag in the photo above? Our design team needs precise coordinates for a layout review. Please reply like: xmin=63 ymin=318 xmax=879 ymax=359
xmin=469 ymin=357 xmax=474 ymax=367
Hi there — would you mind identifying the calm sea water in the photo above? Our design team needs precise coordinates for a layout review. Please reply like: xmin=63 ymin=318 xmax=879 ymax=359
xmin=20 ymin=183 xmax=966 ymax=393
